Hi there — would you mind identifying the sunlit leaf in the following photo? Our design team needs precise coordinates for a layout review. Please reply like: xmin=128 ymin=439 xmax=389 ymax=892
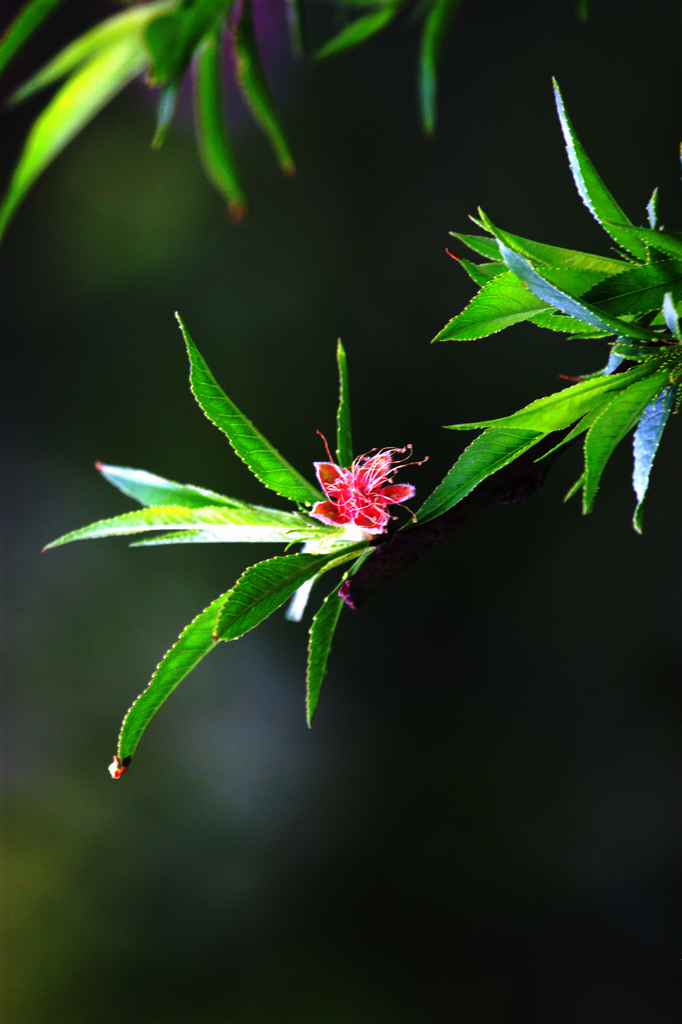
xmin=432 ymin=271 xmax=554 ymax=341
xmin=335 ymin=339 xmax=353 ymax=467
xmin=632 ymin=386 xmax=675 ymax=532
xmin=416 ymin=427 xmax=544 ymax=523
xmin=214 ymin=549 xmax=362 ymax=642
xmin=553 ymin=79 xmax=647 ymax=259
xmin=447 ymin=363 xmax=651 ymax=434
xmin=44 ymin=504 xmax=334 ymax=548
xmin=178 ymin=314 xmax=322 ymax=505
xmin=582 ymin=368 xmax=672 ymax=513
xmin=580 ymin=258 xmax=682 ymax=317
xmin=117 ymin=590 xmax=228 ymax=764
xmin=498 ymin=244 xmax=661 ymax=342
xmin=96 ymin=463 xmax=245 ymax=509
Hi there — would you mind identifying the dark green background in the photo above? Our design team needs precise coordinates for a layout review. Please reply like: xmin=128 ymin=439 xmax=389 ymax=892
xmin=4 ymin=1 xmax=682 ymax=1020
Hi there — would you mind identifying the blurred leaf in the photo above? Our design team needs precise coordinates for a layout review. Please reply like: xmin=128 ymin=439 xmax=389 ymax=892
xmin=498 ymin=244 xmax=662 ymax=341
xmin=7 ymin=2 xmax=168 ymax=103
xmin=335 ymin=339 xmax=353 ymax=467
xmin=284 ymin=0 xmax=307 ymax=56
xmin=214 ymin=549 xmax=362 ymax=641
xmin=416 ymin=427 xmax=544 ymax=523
xmin=144 ymin=0 xmax=232 ymax=85
xmin=97 ymin=462 xmax=247 ymax=509
xmin=582 ymin=367 xmax=672 ymax=512
xmin=117 ymin=590 xmax=228 ymax=764
xmin=45 ymin=504 xmax=334 ymax=547
xmin=178 ymin=314 xmax=323 ymax=505
xmin=233 ymin=0 xmax=295 ymax=175
xmin=0 ymin=33 xmax=151 ymax=240
xmin=0 ymin=0 xmax=67 ymax=77
xmin=553 ymin=79 xmax=647 ymax=259
xmin=632 ymin=385 xmax=675 ymax=531
xmin=314 ymin=2 xmax=403 ymax=60
xmin=193 ymin=27 xmax=247 ymax=219
xmin=418 ymin=0 xmax=462 ymax=134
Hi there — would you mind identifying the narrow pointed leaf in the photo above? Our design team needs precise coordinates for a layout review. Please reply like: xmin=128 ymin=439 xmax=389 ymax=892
xmin=418 ymin=0 xmax=462 ymax=134
xmin=473 ymin=213 xmax=631 ymax=278
xmin=144 ymin=0 xmax=231 ymax=85
xmin=335 ymin=339 xmax=353 ymax=466
xmin=284 ymin=0 xmax=307 ymax=57
xmin=601 ymin=222 xmax=682 ymax=261
xmin=116 ymin=590 xmax=228 ymax=764
xmin=214 ymin=549 xmax=362 ymax=642
xmin=449 ymin=231 xmax=501 ymax=262
xmin=44 ymin=505 xmax=334 ymax=548
xmin=647 ymin=188 xmax=659 ymax=229
xmin=580 ymin=257 xmax=682 ymax=317
xmin=314 ymin=3 xmax=402 ymax=60
xmin=1 ymin=36 xmax=150 ymax=239
xmin=96 ymin=463 xmax=245 ymax=509
xmin=416 ymin=427 xmax=544 ymax=523
xmin=306 ymin=550 xmax=371 ymax=725
xmin=0 ymin=0 xmax=68 ymax=78
xmin=456 ymin=258 xmax=507 ymax=286
xmin=433 ymin=271 xmax=554 ymax=342
xmin=632 ymin=386 xmax=675 ymax=532
xmin=7 ymin=3 xmax=168 ymax=103
xmin=193 ymin=29 xmax=247 ymax=220
xmin=447 ymin=363 xmax=650 ymax=433
xmin=178 ymin=315 xmax=322 ymax=504
xmin=553 ymin=79 xmax=647 ymax=259
xmin=499 ymin=244 xmax=661 ymax=342
xmin=233 ymin=0 xmax=295 ymax=175
xmin=663 ymin=292 xmax=682 ymax=341
xmin=582 ymin=368 xmax=672 ymax=513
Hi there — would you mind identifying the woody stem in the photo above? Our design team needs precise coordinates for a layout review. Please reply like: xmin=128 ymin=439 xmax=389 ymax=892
xmin=338 ymin=429 xmax=572 ymax=610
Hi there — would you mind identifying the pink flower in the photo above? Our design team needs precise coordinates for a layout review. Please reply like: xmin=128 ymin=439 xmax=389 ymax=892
xmin=310 ymin=434 xmax=426 ymax=536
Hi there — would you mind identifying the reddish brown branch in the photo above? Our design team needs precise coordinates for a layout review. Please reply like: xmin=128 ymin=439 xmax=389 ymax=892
xmin=339 ymin=430 xmax=571 ymax=610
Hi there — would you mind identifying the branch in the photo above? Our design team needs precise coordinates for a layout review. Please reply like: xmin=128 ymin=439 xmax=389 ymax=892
xmin=339 ymin=429 xmax=572 ymax=609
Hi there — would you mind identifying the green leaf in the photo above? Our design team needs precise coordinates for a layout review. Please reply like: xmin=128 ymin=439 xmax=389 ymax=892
xmin=193 ymin=27 xmax=248 ymax=220
xmin=456 ymin=258 xmax=507 ymax=286
xmin=145 ymin=0 xmax=231 ymax=85
xmin=416 ymin=427 xmax=544 ymax=523
xmin=306 ymin=580 xmax=345 ymax=726
xmin=553 ymin=79 xmax=647 ymax=260
xmin=178 ymin=314 xmax=322 ymax=505
xmin=96 ymin=463 xmax=245 ymax=509
xmin=632 ymin=386 xmax=675 ymax=532
xmin=472 ymin=214 xmax=631 ymax=278
xmin=498 ymin=244 xmax=662 ymax=342
xmin=314 ymin=3 xmax=403 ymax=60
xmin=233 ymin=0 xmax=295 ymax=175
xmin=580 ymin=258 xmax=682 ymax=317
xmin=0 ymin=0 xmax=68 ymax=78
xmin=448 ymin=363 xmax=650 ymax=433
xmin=117 ymin=590 xmax=228 ymax=764
xmin=214 ymin=549 xmax=362 ymax=642
xmin=432 ymin=271 xmax=554 ymax=342
xmin=44 ymin=504 xmax=335 ymax=548
xmin=7 ymin=2 xmax=169 ymax=104
xmin=663 ymin=293 xmax=682 ymax=341
xmin=601 ymin=221 xmax=682 ymax=261
xmin=449 ymin=231 xmax=502 ymax=262
xmin=418 ymin=0 xmax=462 ymax=134
xmin=582 ymin=368 xmax=672 ymax=513
xmin=0 ymin=29 xmax=152 ymax=239
xmin=335 ymin=339 xmax=353 ymax=467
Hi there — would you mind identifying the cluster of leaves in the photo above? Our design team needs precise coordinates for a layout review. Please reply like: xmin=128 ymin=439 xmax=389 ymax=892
xmin=46 ymin=318 xmax=388 ymax=772
xmin=420 ymin=81 xmax=682 ymax=532
xmin=0 ymin=0 xmax=465 ymax=237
